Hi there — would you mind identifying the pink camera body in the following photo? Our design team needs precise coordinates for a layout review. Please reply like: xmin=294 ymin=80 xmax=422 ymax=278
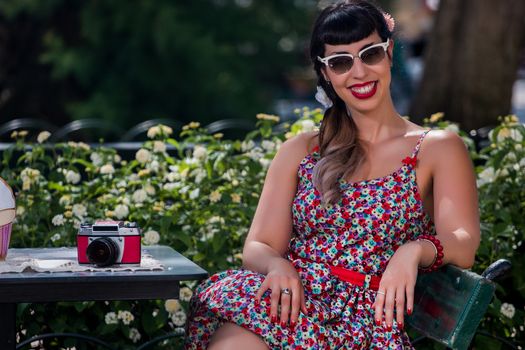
xmin=77 ymin=221 xmax=141 ymax=267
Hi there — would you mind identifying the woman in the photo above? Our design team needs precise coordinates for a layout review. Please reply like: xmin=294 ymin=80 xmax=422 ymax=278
xmin=185 ymin=1 xmax=480 ymax=349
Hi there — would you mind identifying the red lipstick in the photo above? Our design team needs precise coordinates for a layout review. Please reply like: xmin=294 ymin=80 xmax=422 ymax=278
xmin=349 ymin=81 xmax=377 ymax=99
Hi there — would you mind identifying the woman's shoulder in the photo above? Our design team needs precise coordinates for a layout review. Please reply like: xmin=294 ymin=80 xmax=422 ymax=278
xmin=418 ymin=129 xmax=470 ymax=167
xmin=422 ymin=129 xmax=466 ymax=149
xmin=277 ymin=131 xmax=319 ymax=162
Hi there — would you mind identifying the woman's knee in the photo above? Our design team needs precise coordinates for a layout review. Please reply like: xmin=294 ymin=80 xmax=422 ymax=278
xmin=208 ymin=322 xmax=268 ymax=350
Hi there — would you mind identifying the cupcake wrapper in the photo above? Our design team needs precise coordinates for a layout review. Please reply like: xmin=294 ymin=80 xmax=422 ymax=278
xmin=0 ymin=222 xmax=12 ymax=260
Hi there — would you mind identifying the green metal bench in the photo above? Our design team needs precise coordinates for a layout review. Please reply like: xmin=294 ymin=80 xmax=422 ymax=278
xmin=409 ymin=259 xmax=512 ymax=350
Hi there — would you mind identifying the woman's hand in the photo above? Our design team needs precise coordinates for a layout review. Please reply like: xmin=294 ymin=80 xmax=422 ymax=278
xmin=254 ymin=257 xmax=308 ymax=328
xmin=374 ymin=241 xmax=423 ymax=330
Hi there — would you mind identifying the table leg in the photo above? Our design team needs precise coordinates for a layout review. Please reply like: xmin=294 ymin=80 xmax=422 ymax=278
xmin=0 ymin=303 xmax=16 ymax=349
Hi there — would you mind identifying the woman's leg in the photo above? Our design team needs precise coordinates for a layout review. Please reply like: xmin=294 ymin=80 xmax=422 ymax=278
xmin=207 ymin=322 xmax=269 ymax=350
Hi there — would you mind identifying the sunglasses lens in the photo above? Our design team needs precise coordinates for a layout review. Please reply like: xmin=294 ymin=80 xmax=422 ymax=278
xmin=361 ymin=46 xmax=386 ymax=65
xmin=328 ymin=56 xmax=354 ymax=74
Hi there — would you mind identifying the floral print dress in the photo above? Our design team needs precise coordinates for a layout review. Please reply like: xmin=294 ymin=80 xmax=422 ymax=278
xmin=185 ymin=131 xmax=435 ymax=349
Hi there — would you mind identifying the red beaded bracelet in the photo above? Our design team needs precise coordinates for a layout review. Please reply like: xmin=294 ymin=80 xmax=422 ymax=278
xmin=417 ymin=234 xmax=444 ymax=272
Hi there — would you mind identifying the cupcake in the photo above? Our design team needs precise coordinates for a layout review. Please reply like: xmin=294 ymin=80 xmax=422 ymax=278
xmin=0 ymin=177 xmax=16 ymax=261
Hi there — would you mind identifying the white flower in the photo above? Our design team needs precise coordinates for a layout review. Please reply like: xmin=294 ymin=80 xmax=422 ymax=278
xmin=16 ymin=206 xmax=25 ymax=216
xmin=261 ymin=140 xmax=276 ymax=151
xmin=241 ymin=140 xmax=255 ymax=152
xmin=477 ymin=167 xmax=495 ymax=187
xmin=37 ymin=131 xmax=51 ymax=143
xmin=259 ymin=158 xmax=271 ymax=169
xmin=497 ymin=127 xmax=523 ymax=142
xmin=193 ymin=168 xmax=207 ymax=184
xmin=189 ymin=188 xmax=200 ymax=200
xmin=72 ymin=204 xmax=87 ymax=218
xmin=192 ymin=145 xmax=207 ymax=160
xmin=147 ymin=124 xmax=173 ymax=139
xmin=171 ymin=310 xmax=187 ymax=327
xmin=50 ymin=233 xmax=61 ymax=242
xmin=315 ymin=85 xmax=333 ymax=108
xmin=208 ymin=216 xmax=225 ymax=225
xmin=116 ymin=180 xmax=127 ymax=188
xmin=231 ymin=193 xmax=241 ymax=203
xmin=104 ymin=312 xmax=118 ymax=325
xmin=299 ymin=119 xmax=316 ymax=133
xmin=59 ymin=195 xmax=72 ymax=206
xmin=145 ymin=184 xmax=156 ymax=195
xmin=444 ymin=123 xmax=460 ymax=134
xmin=132 ymin=189 xmax=148 ymax=203
xmin=20 ymin=168 xmax=40 ymax=184
xmin=114 ymin=204 xmax=129 ymax=219
xmin=153 ymin=141 xmax=167 ymax=153
xmin=209 ymin=191 xmax=222 ymax=203
xmin=247 ymin=148 xmax=264 ymax=161
xmin=117 ymin=310 xmax=135 ymax=325
xmin=136 ymin=149 xmax=152 ymax=164
xmin=65 ymin=170 xmax=81 ymax=184
xmin=500 ymin=303 xmax=516 ymax=319
xmin=164 ymin=183 xmax=178 ymax=192
xmin=90 ymin=153 xmax=103 ymax=167
xmin=52 ymin=214 xmax=65 ymax=226
xmin=143 ymin=230 xmax=160 ymax=245
xmin=147 ymin=126 xmax=160 ymax=138
xmin=100 ymin=164 xmax=115 ymax=175
xmin=164 ymin=299 xmax=182 ymax=313
xmin=129 ymin=328 xmax=141 ymax=343
xmin=180 ymin=287 xmax=193 ymax=302
xmin=147 ymin=160 xmax=160 ymax=173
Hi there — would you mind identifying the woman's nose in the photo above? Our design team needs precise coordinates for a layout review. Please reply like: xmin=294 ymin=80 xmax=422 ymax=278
xmin=351 ymin=58 xmax=367 ymax=78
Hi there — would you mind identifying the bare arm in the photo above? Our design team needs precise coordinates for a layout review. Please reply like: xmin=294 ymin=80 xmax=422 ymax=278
xmin=422 ymin=130 xmax=481 ymax=268
xmin=242 ymin=133 xmax=315 ymax=326
xmin=242 ymin=133 xmax=314 ymax=274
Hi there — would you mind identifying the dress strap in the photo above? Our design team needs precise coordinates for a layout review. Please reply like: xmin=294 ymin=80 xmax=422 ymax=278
xmin=411 ymin=130 xmax=431 ymax=159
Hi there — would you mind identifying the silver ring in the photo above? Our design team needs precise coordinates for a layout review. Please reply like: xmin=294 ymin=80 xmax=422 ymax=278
xmin=377 ymin=291 xmax=386 ymax=296
xmin=281 ymin=288 xmax=292 ymax=295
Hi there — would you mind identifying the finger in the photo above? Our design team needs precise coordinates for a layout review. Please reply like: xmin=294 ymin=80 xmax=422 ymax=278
xmin=405 ymin=284 xmax=414 ymax=317
xmin=290 ymin=287 xmax=301 ymax=326
xmin=279 ymin=289 xmax=292 ymax=326
xmin=395 ymin=287 xmax=406 ymax=329
xmin=374 ymin=289 xmax=386 ymax=326
xmin=255 ymin=278 xmax=269 ymax=302
xmin=301 ymin=290 xmax=308 ymax=315
xmin=270 ymin=284 xmax=281 ymax=323
xmin=384 ymin=288 xmax=396 ymax=331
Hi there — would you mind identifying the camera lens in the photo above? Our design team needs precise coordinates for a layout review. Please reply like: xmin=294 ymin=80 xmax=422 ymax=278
xmin=86 ymin=238 xmax=119 ymax=267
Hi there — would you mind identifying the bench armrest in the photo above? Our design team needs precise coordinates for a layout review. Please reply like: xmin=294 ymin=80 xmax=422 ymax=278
xmin=408 ymin=265 xmax=496 ymax=350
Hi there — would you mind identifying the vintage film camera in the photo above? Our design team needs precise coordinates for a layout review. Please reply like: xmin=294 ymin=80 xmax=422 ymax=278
xmin=77 ymin=220 xmax=141 ymax=267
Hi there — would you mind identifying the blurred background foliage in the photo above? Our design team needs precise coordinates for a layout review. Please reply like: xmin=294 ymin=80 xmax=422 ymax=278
xmin=1 ymin=0 xmax=524 ymax=131
xmin=0 ymin=0 xmax=318 ymax=127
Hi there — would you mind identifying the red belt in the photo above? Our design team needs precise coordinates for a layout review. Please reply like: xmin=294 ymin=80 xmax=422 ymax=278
xmin=289 ymin=252 xmax=382 ymax=291
xmin=329 ymin=265 xmax=382 ymax=291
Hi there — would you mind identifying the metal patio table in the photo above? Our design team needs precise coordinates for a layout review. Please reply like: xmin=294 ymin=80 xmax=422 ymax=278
xmin=0 ymin=245 xmax=208 ymax=349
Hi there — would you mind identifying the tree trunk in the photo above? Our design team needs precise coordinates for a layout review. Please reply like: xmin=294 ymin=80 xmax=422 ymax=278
xmin=409 ymin=0 xmax=525 ymax=131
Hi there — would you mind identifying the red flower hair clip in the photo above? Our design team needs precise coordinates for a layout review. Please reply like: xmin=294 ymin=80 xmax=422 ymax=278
xmin=383 ymin=12 xmax=395 ymax=33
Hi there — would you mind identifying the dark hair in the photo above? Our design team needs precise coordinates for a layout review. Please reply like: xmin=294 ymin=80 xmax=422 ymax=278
xmin=309 ymin=0 xmax=393 ymax=205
